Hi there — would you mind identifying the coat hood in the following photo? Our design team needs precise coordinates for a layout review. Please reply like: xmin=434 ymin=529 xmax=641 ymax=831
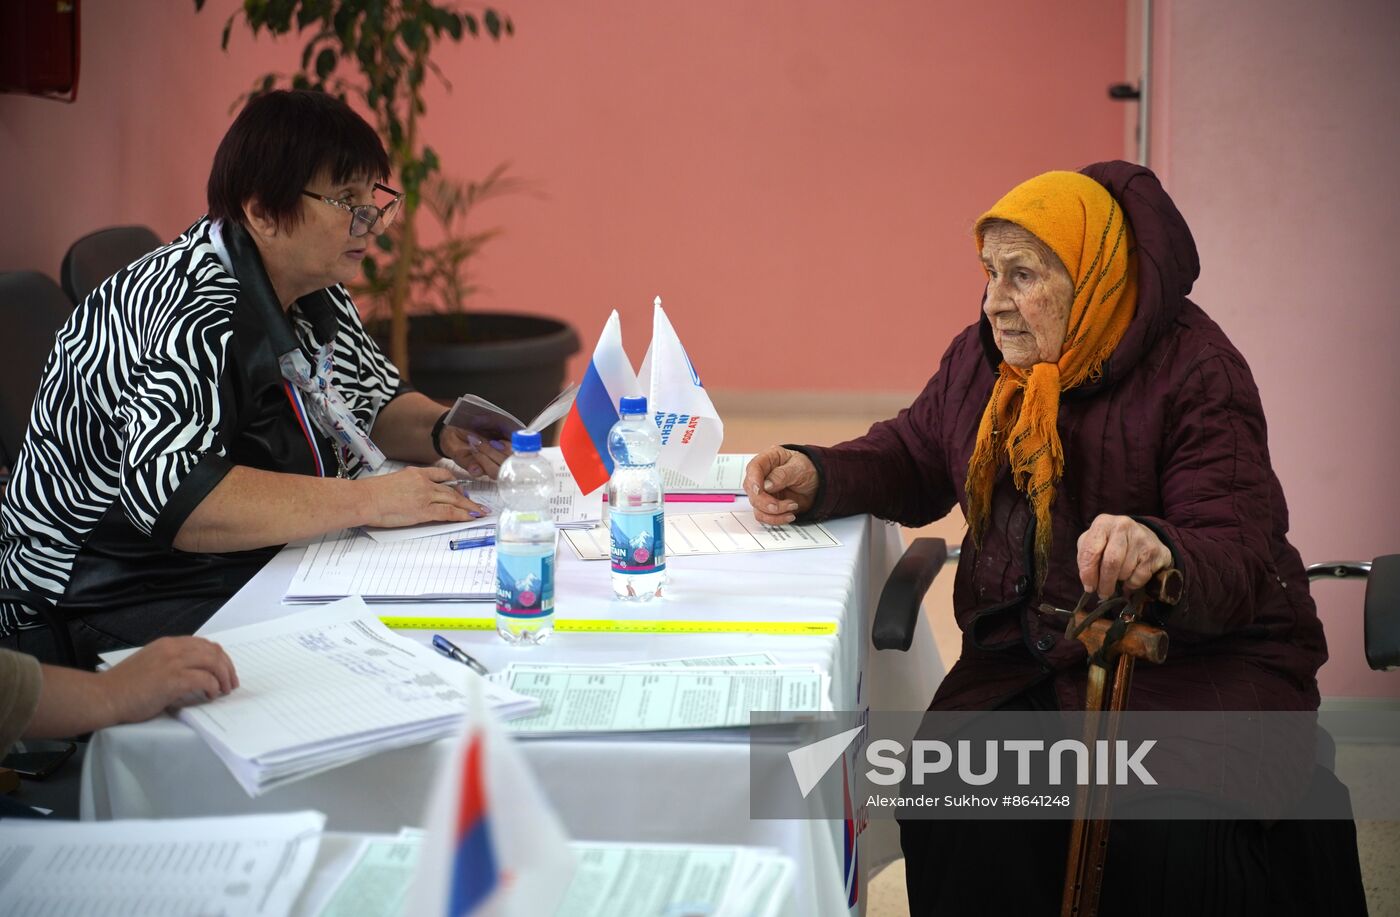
xmin=979 ymin=160 xmax=1200 ymax=390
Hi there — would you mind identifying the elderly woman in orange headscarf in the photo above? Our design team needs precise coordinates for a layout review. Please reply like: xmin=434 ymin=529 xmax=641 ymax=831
xmin=744 ymin=162 xmax=1364 ymax=915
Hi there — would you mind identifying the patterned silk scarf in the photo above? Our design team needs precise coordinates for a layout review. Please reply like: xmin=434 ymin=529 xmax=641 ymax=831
xmin=965 ymin=171 xmax=1138 ymax=582
xmin=278 ymin=343 xmax=385 ymax=476
xmin=212 ymin=219 xmax=385 ymax=476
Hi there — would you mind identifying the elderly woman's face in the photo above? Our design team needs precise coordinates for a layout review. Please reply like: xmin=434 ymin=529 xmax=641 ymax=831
xmin=980 ymin=223 xmax=1075 ymax=369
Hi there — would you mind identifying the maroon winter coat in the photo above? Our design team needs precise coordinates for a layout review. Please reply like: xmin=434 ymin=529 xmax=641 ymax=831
xmin=799 ymin=161 xmax=1328 ymax=714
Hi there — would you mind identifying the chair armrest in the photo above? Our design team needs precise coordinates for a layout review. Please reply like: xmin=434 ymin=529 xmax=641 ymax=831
xmin=1364 ymin=554 xmax=1400 ymax=672
xmin=0 ymin=589 xmax=77 ymax=668
xmin=872 ymin=536 xmax=948 ymax=652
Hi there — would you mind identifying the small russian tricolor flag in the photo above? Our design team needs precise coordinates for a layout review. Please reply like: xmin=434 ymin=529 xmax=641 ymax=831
xmin=450 ymin=730 xmax=499 ymax=915
xmin=559 ymin=310 xmax=638 ymax=494
xmin=405 ymin=679 xmax=575 ymax=917
xmin=842 ymin=754 xmax=860 ymax=908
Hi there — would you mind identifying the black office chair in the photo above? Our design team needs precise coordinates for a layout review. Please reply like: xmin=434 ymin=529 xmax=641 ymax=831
xmin=873 ymin=539 xmax=1400 ymax=671
xmin=59 ymin=225 xmax=162 ymax=305
xmin=0 ymin=272 xmax=72 ymax=468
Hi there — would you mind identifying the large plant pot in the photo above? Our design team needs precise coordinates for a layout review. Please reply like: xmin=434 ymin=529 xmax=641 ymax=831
xmin=404 ymin=312 xmax=581 ymax=444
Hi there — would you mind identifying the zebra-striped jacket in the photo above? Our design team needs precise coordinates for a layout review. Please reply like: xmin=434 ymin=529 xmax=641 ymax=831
xmin=0 ymin=217 xmax=402 ymax=637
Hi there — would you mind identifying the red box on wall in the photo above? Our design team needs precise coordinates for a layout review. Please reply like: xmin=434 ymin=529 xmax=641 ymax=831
xmin=0 ymin=1 xmax=81 ymax=102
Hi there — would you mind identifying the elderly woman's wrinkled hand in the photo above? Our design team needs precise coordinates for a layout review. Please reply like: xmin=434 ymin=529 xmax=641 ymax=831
xmin=439 ymin=426 xmax=512 ymax=480
xmin=1076 ymin=514 xmax=1173 ymax=599
xmin=744 ymin=447 xmax=819 ymax=526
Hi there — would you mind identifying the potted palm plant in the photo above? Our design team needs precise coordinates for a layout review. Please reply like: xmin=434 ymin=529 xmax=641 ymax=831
xmin=195 ymin=0 xmax=579 ymax=424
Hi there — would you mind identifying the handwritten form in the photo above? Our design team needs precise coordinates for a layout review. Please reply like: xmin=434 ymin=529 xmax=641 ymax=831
xmin=563 ymin=511 xmax=839 ymax=560
xmin=287 ymin=530 xmax=497 ymax=602
xmin=0 ymin=811 xmax=325 ymax=917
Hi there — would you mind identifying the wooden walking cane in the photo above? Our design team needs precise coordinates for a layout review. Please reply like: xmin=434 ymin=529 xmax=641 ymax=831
xmin=1043 ymin=568 xmax=1181 ymax=917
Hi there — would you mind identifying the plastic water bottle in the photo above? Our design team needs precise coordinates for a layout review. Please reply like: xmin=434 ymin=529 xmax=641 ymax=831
xmin=608 ymin=396 xmax=666 ymax=600
xmin=495 ymin=429 xmax=556 ymax=644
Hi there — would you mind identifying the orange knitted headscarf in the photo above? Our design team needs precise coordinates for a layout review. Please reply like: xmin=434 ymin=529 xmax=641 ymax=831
xmin=965 ymin=171 xmax=1138 ymax=583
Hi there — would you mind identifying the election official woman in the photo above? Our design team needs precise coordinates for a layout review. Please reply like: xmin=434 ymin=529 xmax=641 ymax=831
xmin=744 ymin=162 xmax=1366 ymax=915
xmin=0 ymin=90 xmax=503 ymax=664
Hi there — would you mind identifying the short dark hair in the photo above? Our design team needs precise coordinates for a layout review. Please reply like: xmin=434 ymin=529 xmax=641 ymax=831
xmin=207 ymin=89 xmax=390 ymax=231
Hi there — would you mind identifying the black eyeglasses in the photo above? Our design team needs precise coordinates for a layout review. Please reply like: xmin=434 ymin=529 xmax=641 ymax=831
xmin=301 ymin=182 xmax=403 ymax=238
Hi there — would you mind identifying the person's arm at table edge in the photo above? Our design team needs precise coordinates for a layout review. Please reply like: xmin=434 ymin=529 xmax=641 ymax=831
xmin=168 ymin=460 xmax=483 ymax=553
xmin=783 ymin=339 xmax=966 ymax=527
xmin=6 ymin=639 xmax=238 ymax=741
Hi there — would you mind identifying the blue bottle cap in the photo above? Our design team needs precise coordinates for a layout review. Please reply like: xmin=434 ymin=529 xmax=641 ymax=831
xmin=511 ymin=429 xmax=542 ymax=452
xmin=619 ymin=395 xmax=648 ymax=415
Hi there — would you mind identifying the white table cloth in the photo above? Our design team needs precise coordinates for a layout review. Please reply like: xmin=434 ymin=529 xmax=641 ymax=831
xmin=82 ymin=506 xmax=943 ymax=915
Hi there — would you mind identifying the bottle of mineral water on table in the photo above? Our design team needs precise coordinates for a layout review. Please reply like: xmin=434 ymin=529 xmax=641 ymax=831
xmin=608 ymin=396 xmax=665 ymax=600
xmin=495 ymin=429 xmax=556 ymax=643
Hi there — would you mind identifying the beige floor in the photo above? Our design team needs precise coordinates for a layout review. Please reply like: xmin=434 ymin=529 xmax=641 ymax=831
xmin=718 ymin=396 xmax=1398 ymax=917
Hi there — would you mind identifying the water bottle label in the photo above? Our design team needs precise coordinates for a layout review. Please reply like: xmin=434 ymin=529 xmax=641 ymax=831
xmin=610 ymin=511 xmax=665 ymax=575
xmin=496 ymin=550 xmax=554 ymax=618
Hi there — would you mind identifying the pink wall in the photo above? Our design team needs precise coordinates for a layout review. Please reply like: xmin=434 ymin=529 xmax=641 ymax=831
xmin=0 ymin=3 xmax=1389 ymax=699
xmin=1150 ymin=0 xmax=1400 ymax=698
xmin=0 ymin=0 xmax=1129 ymax=394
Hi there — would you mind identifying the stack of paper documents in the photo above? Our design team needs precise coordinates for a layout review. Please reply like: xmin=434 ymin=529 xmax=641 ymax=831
xmin=287 ymin=529 xmax=498 ymax=602
xmin=489 ymin=658 xmax=831 ymax=739
xmin=0 ymin=811 xmax=325 ymax=917
xmin=101 ymin=598 xmax=539 ymax=796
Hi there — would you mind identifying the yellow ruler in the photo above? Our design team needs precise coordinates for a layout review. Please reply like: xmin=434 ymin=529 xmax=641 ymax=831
xmin=378 ymin=616 xmax=838 ymax=636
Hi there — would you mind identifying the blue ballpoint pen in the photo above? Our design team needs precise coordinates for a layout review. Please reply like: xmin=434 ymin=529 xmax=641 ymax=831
xmin=432 ymin=634 xmax=490 ymax=676
xmin=449 ymin=530 xmax=496 ymax=551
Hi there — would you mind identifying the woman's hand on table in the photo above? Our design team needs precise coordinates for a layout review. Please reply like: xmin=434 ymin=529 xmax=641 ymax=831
xmin=360 ymin=465 xmax=490 ymax=527
xmin=103 ymin=636 xmax=239 ymax=722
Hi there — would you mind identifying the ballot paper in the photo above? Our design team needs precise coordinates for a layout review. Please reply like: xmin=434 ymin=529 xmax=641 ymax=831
xmin=493 ymin=665 xmax=831 ymax=738
xmin=287 ymin=529 xmax=499 ymax=602
xmin=662 ymin=452 xmax=755 ymax=494
xmin=304 ymin=833 xmax=792 ymax=917
xmin=557 ymin=842 xmax=795 ymax=917
xmin=563 ymin=511 xmax=839 ymax=560
xmin=0 ymin=811 xmax=325 ymax=917
xmin=101 ymin=598 xmax=538 ymax=796
xmin=311 ymin=833 xmax=420 ymax=917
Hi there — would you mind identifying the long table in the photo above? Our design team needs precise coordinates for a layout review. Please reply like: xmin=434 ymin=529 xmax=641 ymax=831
xmin=81 ymin=505 xmax=943 ymax=915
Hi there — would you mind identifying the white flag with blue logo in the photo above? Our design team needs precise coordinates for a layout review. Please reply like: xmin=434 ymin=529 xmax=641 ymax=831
xmin=638 ymin=297 xmax=724 ymax=484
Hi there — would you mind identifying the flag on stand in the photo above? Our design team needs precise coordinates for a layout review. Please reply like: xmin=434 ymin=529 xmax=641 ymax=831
xmin=638 ymin=298 xmax=724 ymax=484
xmin=559 ymin=310 xmax=639 ymax=495
xmin=405 ymin=680 xmax=575 ymax=917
